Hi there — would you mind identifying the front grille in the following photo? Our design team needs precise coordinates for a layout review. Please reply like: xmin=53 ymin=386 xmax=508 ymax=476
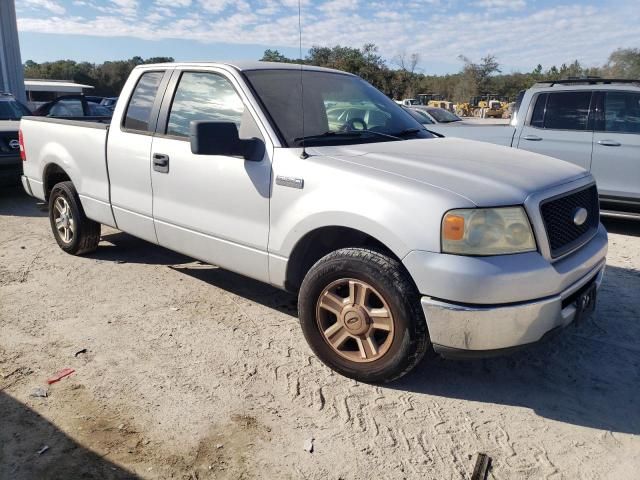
xmin=540 ymin=185 xmax=599 ymax=258
xmin=0 ymin=132 xmax=19 ymax=155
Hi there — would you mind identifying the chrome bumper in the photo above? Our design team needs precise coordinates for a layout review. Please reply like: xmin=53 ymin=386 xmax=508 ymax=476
xmin=422 ymin=262 xmax=605 ymax=354
xmin=21 ymin=175 xmax=33 ymax=196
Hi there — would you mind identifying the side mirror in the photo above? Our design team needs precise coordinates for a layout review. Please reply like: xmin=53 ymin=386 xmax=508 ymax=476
xmin=190 ymin=121 xmax=264 ymax=161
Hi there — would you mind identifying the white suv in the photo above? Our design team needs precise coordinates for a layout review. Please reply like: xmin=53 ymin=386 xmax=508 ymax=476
xmin=430 ymin=79 xmax=640 ymax=219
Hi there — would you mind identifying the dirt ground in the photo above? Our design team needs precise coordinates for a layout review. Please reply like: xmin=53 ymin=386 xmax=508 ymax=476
xmin=1 ymin=185 xmax=639 ymax=480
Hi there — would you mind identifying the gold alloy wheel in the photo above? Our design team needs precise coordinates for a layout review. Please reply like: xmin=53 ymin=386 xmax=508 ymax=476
xmin=315 ymin=278 xmax=394 ymax=363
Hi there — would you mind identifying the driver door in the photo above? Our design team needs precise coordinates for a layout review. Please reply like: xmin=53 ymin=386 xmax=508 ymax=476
xmin=150 ymin=69 xmax=272 ymax=282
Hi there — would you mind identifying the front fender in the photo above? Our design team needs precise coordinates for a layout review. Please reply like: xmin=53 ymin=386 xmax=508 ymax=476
xmin=268 ymin=148 xmax=474 ymax=260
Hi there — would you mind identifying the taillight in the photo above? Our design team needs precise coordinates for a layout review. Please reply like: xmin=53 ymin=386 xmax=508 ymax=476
xmin=18 ymin=129 xmax=25 ymax=161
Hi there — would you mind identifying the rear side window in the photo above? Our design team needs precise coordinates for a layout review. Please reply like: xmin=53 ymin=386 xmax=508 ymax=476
xmin=543 ymin=91 xmax=592 ymax=130
xmin=123 ymin=71 xmax=164 ymax=131
xmin=603 ymin=91 xmax=640 ymax=134
xmin=530 ymin=93 xmax=547 ymax=128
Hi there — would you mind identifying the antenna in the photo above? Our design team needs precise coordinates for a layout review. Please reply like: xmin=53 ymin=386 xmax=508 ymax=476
xmin=298 ymin=0 xmax=309 ymax=159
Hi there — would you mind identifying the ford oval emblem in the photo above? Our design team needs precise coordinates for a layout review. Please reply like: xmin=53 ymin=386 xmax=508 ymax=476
xmin=573 ymin=207 xmax=588 ymax=226
xmin=9 ymin=139 xmax=20 ymax=150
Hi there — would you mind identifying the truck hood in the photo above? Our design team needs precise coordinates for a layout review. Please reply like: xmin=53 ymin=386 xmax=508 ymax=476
xmin=0 ymin=120 xmax=20 ymax=132
xmin=314 ymin=138 xmax=588 ymax=206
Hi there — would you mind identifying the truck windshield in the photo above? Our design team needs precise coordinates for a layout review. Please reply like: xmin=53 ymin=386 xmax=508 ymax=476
xmin=244 ymin=69 xmax=432 ymax=147
xmin=0 ymin=99 xmax=31 ymax=120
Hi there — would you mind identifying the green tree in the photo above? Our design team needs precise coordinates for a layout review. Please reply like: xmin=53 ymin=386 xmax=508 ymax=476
xmin=22 ymin=56 xmax=174 ymax=96
xmin=604 ymin=48 xmax=640 ymax=78
xmin=260 ymin=49 xmax=290 ymax=63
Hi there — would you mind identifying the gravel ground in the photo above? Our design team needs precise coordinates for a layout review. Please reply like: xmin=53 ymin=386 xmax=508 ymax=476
xmin=1 ymin=185 xmax=639 ymax=479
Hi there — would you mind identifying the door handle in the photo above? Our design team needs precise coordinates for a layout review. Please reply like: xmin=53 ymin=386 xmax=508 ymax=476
xmin=153 ymin=153 xmax=169 ymax=173
xmin=523 ymin=135 xmax=542 ymax=141
xmin=597 ymin=139 xmax=621 ymax=147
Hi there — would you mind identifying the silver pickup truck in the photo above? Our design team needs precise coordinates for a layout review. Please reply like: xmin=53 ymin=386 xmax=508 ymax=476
xmin=20 ymin=62 xmax=608 ymax=382
xmin=429 ymin=79 xmax=640 ymax=219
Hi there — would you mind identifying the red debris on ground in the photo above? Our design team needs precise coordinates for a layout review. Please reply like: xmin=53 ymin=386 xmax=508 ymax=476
xmin=46 ymin=368 xmax=75 ymax=384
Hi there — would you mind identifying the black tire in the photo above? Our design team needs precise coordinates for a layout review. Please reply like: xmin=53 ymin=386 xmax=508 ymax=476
xmin=48 ymin=181 xmax=101 ymax=255
xmin=298 ymin=248 xmax=430 ymax=383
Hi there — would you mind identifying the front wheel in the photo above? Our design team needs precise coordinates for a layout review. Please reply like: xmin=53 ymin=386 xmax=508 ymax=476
xmin=298 ymin=248 xmax=431 ymax=383
xmin=48 ymin=181 xmax=101 ymax=255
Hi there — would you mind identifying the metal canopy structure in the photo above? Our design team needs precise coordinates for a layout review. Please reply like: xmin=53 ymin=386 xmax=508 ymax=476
xmin=0 ymin=0 xmax=26 ymax=103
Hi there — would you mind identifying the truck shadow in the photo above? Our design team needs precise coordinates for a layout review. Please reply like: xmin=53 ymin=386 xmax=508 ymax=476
xmin=0 ymin=185 xmax=48 ymax=218
xmin=170 ymin=264 xmax=299 ymax=317
xmin=94 ymin=232 xmax=192 ymax=266
xmin=391 ymin=263 xmax=640 ymax=435
xmin=0 ymin=392 xmax=138 ymax=479
xmin=91 ymin=232 xmax=299 ymax=315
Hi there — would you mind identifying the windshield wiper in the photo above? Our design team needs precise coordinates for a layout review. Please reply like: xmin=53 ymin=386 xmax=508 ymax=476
xmin=389 ymin=127 xmax=425 ymax=138
xmin=294 ymin=129 xmax=402 ymax=144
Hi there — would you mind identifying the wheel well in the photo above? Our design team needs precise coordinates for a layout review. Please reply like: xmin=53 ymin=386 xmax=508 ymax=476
xmin=43 ymin=164 xmax=71 ymax=200
xmin=285 ymin=226 xmax=399 ymax=293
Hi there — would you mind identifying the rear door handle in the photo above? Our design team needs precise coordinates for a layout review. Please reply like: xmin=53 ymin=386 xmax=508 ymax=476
xmin=597 ymin=139 xmax=621 ymax=147
xmin=153 ymin=153 xmax=169 ymax=173
xmin=523 ymin=135 xmax=542 ymax=141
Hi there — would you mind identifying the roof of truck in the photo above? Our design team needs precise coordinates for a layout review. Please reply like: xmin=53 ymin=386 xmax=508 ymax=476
xmin=531 ymin=78 xmax=640 ymax=91
xmin=135 ymin=61 xmax=354 ymax=75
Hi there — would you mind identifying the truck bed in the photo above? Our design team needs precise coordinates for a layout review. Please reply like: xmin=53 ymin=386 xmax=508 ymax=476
xmin=20 ymin=116 xmax=116 ymax=227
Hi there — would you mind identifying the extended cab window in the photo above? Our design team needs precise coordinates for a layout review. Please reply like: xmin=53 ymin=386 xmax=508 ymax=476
xmin=166 ymin=72 xmax=246 ymax=137
xmin=541 ymin=91 xmax=592 ymax=130
xmin=123 ymin=71 xmax=164 ymax=131
xmin=603 ymin=91 xmax=640 ymax=134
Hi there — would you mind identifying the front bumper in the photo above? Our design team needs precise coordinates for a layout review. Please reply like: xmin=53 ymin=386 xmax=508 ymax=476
xmin=421 ymin=262 xmax=605 ymax=356
xmin=409 ymin=223 xmax=608 ymax=356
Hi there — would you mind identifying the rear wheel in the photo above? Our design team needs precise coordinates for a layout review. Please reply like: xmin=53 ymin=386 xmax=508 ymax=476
xmin=298 ymin=248 xmax=430 ymax=383
xmin=48 ymin=181 xmax=100 ymax=255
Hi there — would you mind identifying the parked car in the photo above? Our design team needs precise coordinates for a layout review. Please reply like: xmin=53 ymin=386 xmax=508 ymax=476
xmin=33 ymin=95 xmax=112 ymax=119
xmin=84 ymin=95 xmax=105 ymax=104
xmin=0 ymin=92 xmax=31 ymax=186
xmin=100 ymin=97 xmax=118 ymax=110
xmin=404 ymin=107 xmax=435 ymax=125
xmin=20 ymin=62 xmax=607 ymax=382
xmin=405 ymin=106 xmax=463 ymax=124
xmin=429 ymin=79 xmax=640 ymax=219
xmin=395 ymin=98 xmax=420 ymax=106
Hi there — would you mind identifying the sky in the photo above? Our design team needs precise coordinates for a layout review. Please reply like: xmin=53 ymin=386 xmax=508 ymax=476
xmin=14 ymin=0 xmax=640 ymax=75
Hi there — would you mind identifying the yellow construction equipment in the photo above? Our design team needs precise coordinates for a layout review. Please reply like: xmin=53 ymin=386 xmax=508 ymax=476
xmin=461 ymin=94 xmax=508 ymax=118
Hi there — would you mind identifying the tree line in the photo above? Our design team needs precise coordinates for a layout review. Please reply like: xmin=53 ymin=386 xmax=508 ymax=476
xmin=262 ymin=45 xmax=640 ymax=102
xmin=23 ymin=56 xmax=174 ymax=96
xmin=22 ymin=46 xmax=640 ymax=102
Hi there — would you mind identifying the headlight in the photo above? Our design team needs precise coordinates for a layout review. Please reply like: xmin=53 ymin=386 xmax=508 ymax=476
xmin=442 ymin=207 xmax=536 ymax=255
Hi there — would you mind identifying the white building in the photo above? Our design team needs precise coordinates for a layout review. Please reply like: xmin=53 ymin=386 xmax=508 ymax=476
xmin=24 ymin=79 xmax=95 ymax=109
